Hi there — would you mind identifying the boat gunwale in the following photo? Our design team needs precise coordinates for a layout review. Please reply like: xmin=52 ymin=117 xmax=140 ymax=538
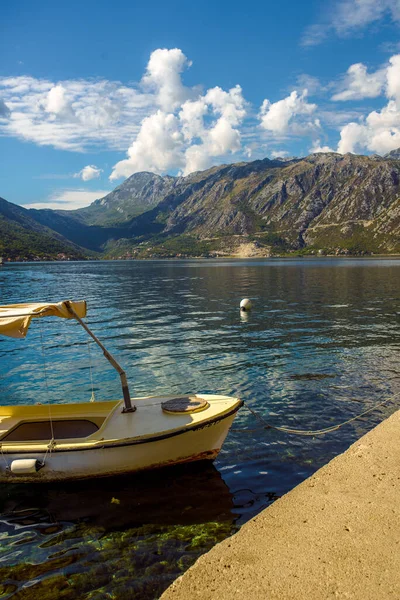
xmin=0 ymin=400 xmax=243 ymax=454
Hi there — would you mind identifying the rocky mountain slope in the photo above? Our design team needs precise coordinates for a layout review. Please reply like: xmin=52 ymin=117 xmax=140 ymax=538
xmin=105 ymin=152 xmax=400 ymax=255
xmin=62 ymin=172 xmax=176 ymax=226
xmin=2 ymin=151 xmax=400 ymax=259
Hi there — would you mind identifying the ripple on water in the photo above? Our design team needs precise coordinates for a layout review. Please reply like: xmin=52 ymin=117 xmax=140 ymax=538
xmin=0 ymin=258 xmax=399 ymax=598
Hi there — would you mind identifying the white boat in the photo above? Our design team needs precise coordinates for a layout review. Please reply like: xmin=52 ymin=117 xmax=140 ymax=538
xmin=0 ymin=301 xmax=242 ymax=483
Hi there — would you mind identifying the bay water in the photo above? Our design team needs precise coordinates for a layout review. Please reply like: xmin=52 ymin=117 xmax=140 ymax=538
xmin=0 ymin=258 xmax=399 ymax=599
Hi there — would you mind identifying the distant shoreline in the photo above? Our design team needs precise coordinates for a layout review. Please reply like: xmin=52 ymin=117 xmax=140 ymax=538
xmin=2 ymin=254 xmax=400 ymax=264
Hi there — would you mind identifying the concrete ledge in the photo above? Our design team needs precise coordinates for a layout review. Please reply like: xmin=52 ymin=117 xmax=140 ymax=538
xmin=161 ymin=411 xmax=400 ymax=599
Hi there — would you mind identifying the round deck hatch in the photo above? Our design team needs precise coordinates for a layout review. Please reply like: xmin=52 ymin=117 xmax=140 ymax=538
xmin=161 ymin=396 xmax=209 ymax=414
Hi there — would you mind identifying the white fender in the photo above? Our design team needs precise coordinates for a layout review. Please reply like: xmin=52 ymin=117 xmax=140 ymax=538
xmin=10 ymin=459 xmax=42 ymax=474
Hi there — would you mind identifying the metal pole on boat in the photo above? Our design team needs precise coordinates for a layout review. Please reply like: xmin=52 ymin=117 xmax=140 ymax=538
xmin=64 ymin=301 xmax=135 ymax=413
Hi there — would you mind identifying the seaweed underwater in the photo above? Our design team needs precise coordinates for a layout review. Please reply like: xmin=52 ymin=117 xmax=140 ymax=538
xmin=0 ymin=464 xmax=235 ymax=599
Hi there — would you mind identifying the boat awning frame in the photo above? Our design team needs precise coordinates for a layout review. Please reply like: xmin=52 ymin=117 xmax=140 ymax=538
xmin=0 ymin=301 xmax=87 ymax=339
xmin=0 ymin=300 xmax=135 ymax=413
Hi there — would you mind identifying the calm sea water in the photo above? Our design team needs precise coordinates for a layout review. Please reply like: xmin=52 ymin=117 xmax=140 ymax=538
xmin=0 ymin=258 xmax=399 ymax=599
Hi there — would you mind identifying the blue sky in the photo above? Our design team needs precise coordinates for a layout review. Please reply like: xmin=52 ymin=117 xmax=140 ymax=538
xmin=1 ymin=0 xmax=400 ymax=209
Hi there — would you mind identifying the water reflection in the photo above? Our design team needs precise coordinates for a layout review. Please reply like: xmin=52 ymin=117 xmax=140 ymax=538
xmin=0 ymin=258 xmax=399 ymax=598
xmin=0 ymin=464 xmax=234 ymax=529
xmin=0 ymin=464 xmax=235 ymax=599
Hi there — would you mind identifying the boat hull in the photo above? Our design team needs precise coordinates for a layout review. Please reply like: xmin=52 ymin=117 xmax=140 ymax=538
xmin=0 ymin=400 xmax=240 ymax=482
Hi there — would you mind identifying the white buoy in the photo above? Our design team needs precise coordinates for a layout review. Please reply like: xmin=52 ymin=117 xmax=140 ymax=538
xmin=240 ymin=298 xmax=252 ymax=312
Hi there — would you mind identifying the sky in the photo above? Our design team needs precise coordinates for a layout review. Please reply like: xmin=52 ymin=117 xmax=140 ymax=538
xmin=1 ymin=0 xmax=400 ymax=210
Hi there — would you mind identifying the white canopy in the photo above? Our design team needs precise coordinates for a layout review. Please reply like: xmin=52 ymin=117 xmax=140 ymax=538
xmin=0 ymin=301 xmax=87 ymax=338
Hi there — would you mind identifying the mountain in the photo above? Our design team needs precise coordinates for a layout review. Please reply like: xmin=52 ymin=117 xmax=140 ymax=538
xmin=0 ymin=197 xmax=87 ymax=260
xmin=26 ymin=172 xmax=177 ymax=251
xmin=70 ymin=172 xmax=176 ymax=226
xmin=27 ymin=208 xmax=123 ymax=252
xmin=2 ymin=150 xmax=400 ymax=260
xmin=102 ymin=152 xmax=400 ymax=256
xmin=384 ymin=148 xmax=400 ymax=160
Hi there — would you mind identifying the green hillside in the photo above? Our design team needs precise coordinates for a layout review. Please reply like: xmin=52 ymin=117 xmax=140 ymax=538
xmin=0 ymin=198 xmax=87 ymax=261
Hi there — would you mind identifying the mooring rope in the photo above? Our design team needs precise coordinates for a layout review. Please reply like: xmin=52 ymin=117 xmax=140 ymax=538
xmin=232 ymin=392 xmax=400 ymax=436
xmin=41 ymin=438 xmax=56 ymax=467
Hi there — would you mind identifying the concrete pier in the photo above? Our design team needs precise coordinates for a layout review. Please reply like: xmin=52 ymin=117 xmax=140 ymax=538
xmin=161 ymin=410 xmax=400 ymax=600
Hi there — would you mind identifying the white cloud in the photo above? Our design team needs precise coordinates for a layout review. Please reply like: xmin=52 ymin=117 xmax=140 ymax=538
xmin=386 ymin=54 xmax=400 ymax=101
xmin=181 ymin=85 xmax=246 ymax=174
xmin=337 ymin=122 xmax=368 ymax=153
xmin=310 ymin=140 xmax=335 ymax=153
xmin=183 ymin=116 xmax=241 ymax=174
xmin=337 ymin=102 xmax=400 ymax=154
xmin=45 ymin=84 xmax=70 ymax=115
xmin=270 ymin=150 xmax=289 ymax=158
xmin=0 ymin=75 xmax=152 ymax=151
xmin=23 ymin=189 xmax=111 ymax=211
xmin=333 ymin=0 xmax=399 ymax=35
xmin=179 ymin=97 xmax=208 ymax=141
xmin=0 ymin=48 xmax=248 ymax=177
xmin=205 ymin=85 xmax=246 ymax=126
xmin=259 ymin=90 xmax=317 ymax=134
xmin=110 ymin=110 xmax=184 ymax=180
xmin=320 ymin=107 xmax=368 ymax=127
xmin=1 ymin=48 xmax=330 ymax=178
xmin=332 ymin=63 xmax=386 ymax=101
xmin=380 ymin=40 xmax=400 ymax=53
xmin=110 ymin=76 xmax=247 ymax=179
xmin=74 ymin=165 xmax=103 ymax=181
xmin=0 ymin=99 xmax=10 ymax=118
xmin=295 ymin=74 xmax=325 ymax=95
xmin=141 ymin=48 xmax=192 ymax=112
xmin=302 ymin=0 xmax=400 ymax=46
xmin=337 ymin=53 xmax=400 ymax=154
